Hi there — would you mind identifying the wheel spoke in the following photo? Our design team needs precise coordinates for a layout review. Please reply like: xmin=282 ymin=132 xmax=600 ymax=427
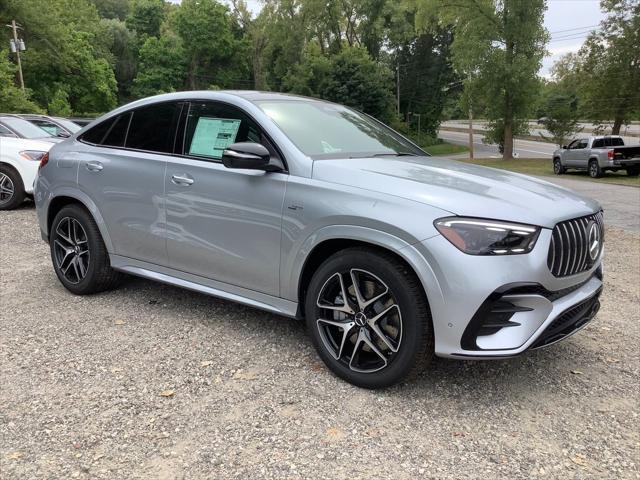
xmin=367 ymin=304 xmax=401 ymax=353
xmin=317 ymin=318 xmax=356 ymax=360
xmin=56 ymin=219 xmax=73 ymax=246
xmin=349 ymin=328 xmax=387 ymax=372
xmin=317 ymin=272 xmax=355 ymax=314
xmin=350 ymin=269 xmax=389 ymax=310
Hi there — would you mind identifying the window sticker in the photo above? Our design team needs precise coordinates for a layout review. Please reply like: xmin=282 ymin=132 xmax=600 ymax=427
xmin=189 ymin=117 xmax=241 ymax=158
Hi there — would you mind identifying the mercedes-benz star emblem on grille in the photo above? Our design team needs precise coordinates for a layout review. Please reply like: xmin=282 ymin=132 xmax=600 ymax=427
xmin=587 ymin=220 xmax=601 ymax=262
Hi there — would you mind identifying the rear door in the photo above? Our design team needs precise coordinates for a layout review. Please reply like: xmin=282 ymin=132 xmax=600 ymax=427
xmin=77 ymin=102 xmax=182 ymax=265
xmin=164 ymin=100 xmax=287 ymax=296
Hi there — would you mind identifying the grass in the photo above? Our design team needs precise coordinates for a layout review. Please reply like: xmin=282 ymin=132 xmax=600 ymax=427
xmin=421 ymin=141 xmax=469 ymax=156
xmin=455 ymin=157 xmax=640 ymax=187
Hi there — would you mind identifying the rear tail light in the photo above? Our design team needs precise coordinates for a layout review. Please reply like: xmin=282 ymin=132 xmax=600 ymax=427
xmin=38 ymin=152 xmax=49 ymax=170
xmin=607 ymin=149 xmax=614 ymax=159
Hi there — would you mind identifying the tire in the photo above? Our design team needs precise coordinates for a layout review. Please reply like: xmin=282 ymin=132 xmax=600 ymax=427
xmin=50 ymin=204 xmax=123 ymax=295
xmin=589 ymin=159 xmax=603 ymax=178
xmin=0 ymin=164 xmax=25 ymax=210
xmin=304 ymin=247 xmax=433 ymax=389
xmin=626 ymin=167 xmax=639 ymax=177
xmin=553 ymin=158 xmax=565 ymax=175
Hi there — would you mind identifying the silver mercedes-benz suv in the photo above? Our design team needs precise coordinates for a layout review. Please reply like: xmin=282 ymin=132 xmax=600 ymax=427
xmin=34 ymin=91 xmax=604 ymax=388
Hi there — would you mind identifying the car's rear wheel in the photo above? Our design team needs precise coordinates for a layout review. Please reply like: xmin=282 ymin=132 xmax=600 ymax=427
xmin=50 ymin=204 xmax=123 ymax=295
xmin=0 ymin=165 xmax=25 ymax=210
xmin=553 ymin=158 xmax=565 ymax=175
xmin=305 ymin=247 xmax=433 ymax=389
xmin=589 ymin=159 xmax=603 ymax=178
xmin=626 ymin=167 xmax=639 ymax=177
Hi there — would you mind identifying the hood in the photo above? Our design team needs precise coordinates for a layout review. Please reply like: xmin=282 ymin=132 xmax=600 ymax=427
xmin=312 ymin=156 xmax=601 ymax=228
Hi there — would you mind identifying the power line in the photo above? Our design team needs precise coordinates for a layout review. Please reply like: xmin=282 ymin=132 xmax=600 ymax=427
xmin=548 ymin=24 xmax=600 ymax=34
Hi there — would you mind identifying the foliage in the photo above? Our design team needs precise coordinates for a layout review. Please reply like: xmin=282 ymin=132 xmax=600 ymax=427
xmin=90 ymin=0 xmax=130 ymax=20
xmin=416 ymin=0 xmax=548 ymax=160
xmin=0 ymin=51 xmax=43 ymax=113
xmin=48 ymin=88 xmax=73 ymax=116
xmin=132 ymin=35 xmax=185 ymax=97
xmin=125 ymin=0 xmax=165 ymax=38
xmin=538 ymin=93 xmax=582 ymax=147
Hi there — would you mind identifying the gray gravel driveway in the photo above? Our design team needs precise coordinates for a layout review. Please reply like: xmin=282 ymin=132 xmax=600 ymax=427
xmin=1 ymin=206 xmax=638 ymax=479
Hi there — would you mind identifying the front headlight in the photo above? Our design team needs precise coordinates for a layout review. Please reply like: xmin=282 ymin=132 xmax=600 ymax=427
xmin=434 ymin=217 xmax=541 ymax=255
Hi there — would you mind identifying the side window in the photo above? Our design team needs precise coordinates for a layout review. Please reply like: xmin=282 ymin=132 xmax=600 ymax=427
xmin=102 ymin=112 xmax=131 ymax=147
xmin=183 ymin=101 xmax=275 ymax=160
xmin=610 ymin=137 xmax=624 ymax=147
xmin=126 ymin=102 xmax=181 ymax=153
xmin=567 ymin=140 xmax=578 ymax=149
xmin=592 ymin=139 xmax=604 ymax=148
xmin=80 ymin=117 xmax=116 ymax=144
xmin=577 ymin=139 xmax=588 ymax=149
xmin=0 ymin=124 xmax=17 ymax=137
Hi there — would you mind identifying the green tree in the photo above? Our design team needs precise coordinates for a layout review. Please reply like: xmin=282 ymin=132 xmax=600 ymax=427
xmin=100 ymin=19 xmax=139 ymax=103
xmin=125 ymin=0 xmax=165 ymax=38
xmin=539 ymin=93 xmax=582 ymax=147
xmin=416 ymin=0 xmax=548 ymax=160
xmin=90 ymin=0 xmax=130 ymax=20
xmin=0 ymin=51 xmax=43 ymax=113
xmin=132 ymin=35 xmax=185 ymax=97
xmin=48 ymin=88 xmax=73 ymax=116
xmin=577 ymin=0 xmax=639 ymax=133
xmin=173 ymin=0 xmax=248 ymax=89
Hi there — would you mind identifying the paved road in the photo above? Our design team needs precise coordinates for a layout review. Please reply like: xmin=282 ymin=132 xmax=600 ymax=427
xmin=438 ymin=129 xmax=558 ymax=158
xmin=442 ymin=120 xmax=640 ymax=138
xmin=535 ymin=176 xmax=640 ymax=234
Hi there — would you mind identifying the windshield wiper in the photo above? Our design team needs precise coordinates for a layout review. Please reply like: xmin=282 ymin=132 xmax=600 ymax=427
xmin=372 ymin=152 xmax=419 ymax=157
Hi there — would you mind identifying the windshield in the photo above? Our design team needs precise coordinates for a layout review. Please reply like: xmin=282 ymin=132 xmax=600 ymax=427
xmin=256 ymin=100 xmax=425 ymax=159
xmin=55 ymin=118 xmax=81 ymax=133
xmin=0 ymin=117 xmax=51 ymax=139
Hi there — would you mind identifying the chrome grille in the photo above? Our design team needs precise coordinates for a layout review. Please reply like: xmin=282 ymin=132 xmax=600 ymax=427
xmin=548 ymin=211 xmax=604 ymax=277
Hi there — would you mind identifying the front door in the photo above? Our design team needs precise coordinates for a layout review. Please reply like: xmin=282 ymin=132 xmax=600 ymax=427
xmin=164 ymin=101 xmax=287 ymax=296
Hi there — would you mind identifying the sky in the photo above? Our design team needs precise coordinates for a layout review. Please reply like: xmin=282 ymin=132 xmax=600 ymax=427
xmin=172 ymin=0 xmax=607 ymax=79
xmin=542 ymin=0 xmax=606 ymax=77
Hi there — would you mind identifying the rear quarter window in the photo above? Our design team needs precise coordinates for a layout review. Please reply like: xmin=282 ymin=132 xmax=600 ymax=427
xmin=80 ymin=117 xmax=116 ymax=144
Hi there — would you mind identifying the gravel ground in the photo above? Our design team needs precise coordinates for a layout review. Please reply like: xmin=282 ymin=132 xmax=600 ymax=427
xmin=1 ymin=205 xmax=639 ymax=480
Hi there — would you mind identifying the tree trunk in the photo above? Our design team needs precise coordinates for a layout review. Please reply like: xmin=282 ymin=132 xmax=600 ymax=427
xmin=503 ymin=119 xmax=514 ymax=160
xmin=612 ymin=115 xmax=623 ymax=135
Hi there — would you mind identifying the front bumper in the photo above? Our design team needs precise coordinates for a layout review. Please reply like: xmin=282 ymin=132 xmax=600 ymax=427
xmin=411 ymin=228 xmax=604 ymax=359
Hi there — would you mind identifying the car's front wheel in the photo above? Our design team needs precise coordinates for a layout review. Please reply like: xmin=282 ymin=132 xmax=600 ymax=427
xmin=50 ymin=204 xmax=123 ymax=295
xmin=0 ymin=165 xmax=25 ymax=210
xmin=553 ymin=158 xmax=565 ymax=175
xmin=305 ymin=247 xmax=433 ymax=388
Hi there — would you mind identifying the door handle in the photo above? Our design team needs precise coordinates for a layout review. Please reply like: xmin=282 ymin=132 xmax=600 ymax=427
xmin=171 ymin=174 xmax=194 ymax=186
xmin=86 ymin=161 xmax=103 ymax=172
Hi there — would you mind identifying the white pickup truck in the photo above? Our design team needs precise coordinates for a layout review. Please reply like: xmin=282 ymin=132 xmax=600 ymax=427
xmin=552 ymin=136 xmax=640 ymax=178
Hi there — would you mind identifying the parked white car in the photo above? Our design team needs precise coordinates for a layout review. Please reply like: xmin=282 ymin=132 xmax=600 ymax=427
xmin=0 ymin=136 xmax=52 ymax=210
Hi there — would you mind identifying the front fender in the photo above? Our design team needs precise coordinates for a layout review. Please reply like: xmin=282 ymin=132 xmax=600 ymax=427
xmin=281 ymin=224 xmax=444 ymax=313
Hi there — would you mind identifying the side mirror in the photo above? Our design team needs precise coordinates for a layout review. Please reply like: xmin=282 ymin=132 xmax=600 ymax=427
xmin=222 ymin=142 xmax=271 ymax=170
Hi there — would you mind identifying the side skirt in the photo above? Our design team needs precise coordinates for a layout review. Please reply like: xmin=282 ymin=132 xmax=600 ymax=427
xmin=109 ymin=254 xmax=299 ymax=318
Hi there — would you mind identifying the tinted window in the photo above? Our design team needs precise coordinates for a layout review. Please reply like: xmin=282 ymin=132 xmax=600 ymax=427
xmin=576 ymin=139 xmax=588 ymax=149
xmin=183 ymin=102 xmax=271 ymax=160
xmin=592 ymin=139 xmax=604 ymax=148
xmin=126 ymin=103 xmax=180 ymax=153
xmin=607 ymin=137 xmax=624 ymax=147
xmin=102 ymin=113 xmax=131 ymax=147
xmin=81 ymin=117 xmax=116 ymax=144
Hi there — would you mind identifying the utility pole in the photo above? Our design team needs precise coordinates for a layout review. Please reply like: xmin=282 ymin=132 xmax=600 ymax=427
xmin=468 ymin=102 xmax=474 ymax=161
xmin=396 ymin=63 xmax=400 ymax=117
xmin=8 ymin=20 xmax=25 ymax=90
